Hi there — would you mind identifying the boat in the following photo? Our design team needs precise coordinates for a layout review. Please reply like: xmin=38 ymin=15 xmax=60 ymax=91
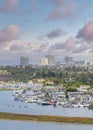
xmin=40 ymin=101 xmax=51 ymax=105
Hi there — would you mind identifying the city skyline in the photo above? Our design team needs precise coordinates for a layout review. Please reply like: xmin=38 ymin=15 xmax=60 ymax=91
xmin=0 ymin=0 xmax=93 ymax=65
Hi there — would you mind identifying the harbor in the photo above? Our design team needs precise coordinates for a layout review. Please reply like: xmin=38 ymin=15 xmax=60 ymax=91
xmin=1 ymin=89 xmax=93 ymax=130
xmin=12 ymin=83 xmax=93 ymax=109
xmin=1 ymin=88 xmax=93 ymax=118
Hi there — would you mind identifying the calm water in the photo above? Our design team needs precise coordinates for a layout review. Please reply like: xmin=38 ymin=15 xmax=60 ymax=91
xmin=0 ymin=91 xmax=93 ymax=117
xmin=0 ymin=120 xmax=93 ymax=130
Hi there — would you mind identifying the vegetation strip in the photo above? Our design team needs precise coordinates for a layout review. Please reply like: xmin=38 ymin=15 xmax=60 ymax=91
xmin=0 ymin=112 xmax=93 ymax=124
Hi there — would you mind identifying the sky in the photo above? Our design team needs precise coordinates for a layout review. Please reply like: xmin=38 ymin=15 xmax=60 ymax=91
xmin=0 ymin=0 xmax=93 ymax=65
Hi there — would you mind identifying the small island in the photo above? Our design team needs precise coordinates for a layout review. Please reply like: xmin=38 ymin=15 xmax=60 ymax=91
xmin=0 ymin=112 xmax=93 ymax=125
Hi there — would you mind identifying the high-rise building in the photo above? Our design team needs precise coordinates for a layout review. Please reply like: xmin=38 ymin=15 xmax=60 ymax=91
xmin=20 ymin=56 xmax=29 ymax=66
xmin=45 ymin=54 xmax=55 ymax=65
xmin=85 ymin=60 xmax=93 ymax=69
xmin=40 ymin=58 xmax=48 ymax=65
xmin=65 ymin=56 xmax=73 ymax=65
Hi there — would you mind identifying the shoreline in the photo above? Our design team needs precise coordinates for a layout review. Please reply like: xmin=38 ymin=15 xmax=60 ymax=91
xmin=0 ymin=112 xmax=93 ymax=125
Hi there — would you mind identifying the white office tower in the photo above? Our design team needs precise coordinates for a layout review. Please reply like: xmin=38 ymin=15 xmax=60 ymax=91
xmin=85 ymin=60 xmax=93 ymax=69
xmin=40 ymin=58 xmax=48 ymax=65
xmin=45 ymin=54 xmax=55 ymax=65
xmin=20 ymin=56 xmax=29 ymax=66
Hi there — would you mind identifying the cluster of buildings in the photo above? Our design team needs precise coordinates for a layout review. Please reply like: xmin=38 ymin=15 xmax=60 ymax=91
xmin=20 ymin=54 xmax=55 ymax=67
xmin=40 ymin=54 xmax=55 ymax=66
xmin=59 ymin=58 xmax=93 ymax=69
xmin=20 ymin=55 xmax=93 ymax=69
xmin=40 ymin=55 xmax=93 ymax=69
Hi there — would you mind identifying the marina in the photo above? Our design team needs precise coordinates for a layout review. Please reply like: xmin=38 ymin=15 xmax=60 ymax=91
xmin=0 ymin=90 xmax=93 ymax=118
xmin=12 ymin=83 xmax=93 ymax=109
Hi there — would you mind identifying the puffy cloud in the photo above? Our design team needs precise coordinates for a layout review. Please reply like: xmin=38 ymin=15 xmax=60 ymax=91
xmin=0 ymin=37 xmax=92 ymax=65
xmin=3 ymin=40 xmax=40 ymax=52
xmin=76 ymin=20 xmax=93 ymax=42
xmin=0 ymin=40 xmax=37 ymax=63
xmin=37 ymin=43 xmax=50 ymax=53
xmin=0 ymin=0 xmax=20 ymax=13
xmin=46 ymin=0 xmax=76 ymax=21
xmin=0 ymin=25 xmax=20 ymax=43
xmin=63 ymin=37 xmax=75 ymax=50
xmin=72 ymin=42 xmax=91 ymax=53
xmin=46 ymin=28 xmax=65 ymax=39
xmin=49 ymin=42 xmax=64 ymax=50
xmin=48 ymin=37 xmax=75 ymax=53
xmin=47 ymin=36 xmax=92 ymax=55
